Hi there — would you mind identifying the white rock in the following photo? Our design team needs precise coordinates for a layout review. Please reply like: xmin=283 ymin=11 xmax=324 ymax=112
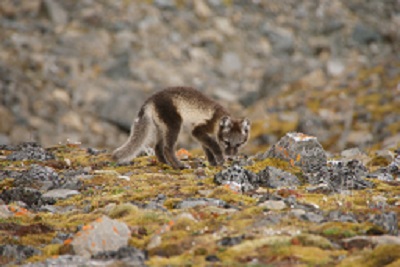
xmin=259 ymin=200 xmax=287 ymax=210
xmin=327 ymin=60 xmax=345 ymax=77
xmin=72 ymin=215 xmax=131 ymax=258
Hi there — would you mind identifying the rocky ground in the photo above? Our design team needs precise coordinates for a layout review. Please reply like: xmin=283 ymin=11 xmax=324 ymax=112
xmin=0 ymin=133 xmax=399 ymax=266
xmin=1 ymin=1 xmax=400 ymax=266
xmin=0 ymin=0 xmax=399 ymax=152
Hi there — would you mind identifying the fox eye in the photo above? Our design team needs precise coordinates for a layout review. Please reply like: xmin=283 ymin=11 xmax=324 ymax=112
xmin=224 ymin=141 xmax=231 ymax=147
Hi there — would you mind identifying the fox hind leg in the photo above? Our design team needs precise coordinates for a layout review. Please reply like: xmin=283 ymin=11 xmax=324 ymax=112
xmin=154 ymin=128 xmax=168 ymax=164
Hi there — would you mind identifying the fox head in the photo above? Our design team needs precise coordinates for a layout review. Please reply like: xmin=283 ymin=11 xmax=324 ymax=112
xmin=217 ymin=116 xmax=250 ymax=157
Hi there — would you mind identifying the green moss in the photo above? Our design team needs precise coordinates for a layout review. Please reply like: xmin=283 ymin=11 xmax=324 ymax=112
xmin=314 ymin=222 xmax=369 ymax=240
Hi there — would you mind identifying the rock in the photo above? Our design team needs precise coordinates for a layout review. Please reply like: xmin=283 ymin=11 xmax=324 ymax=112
xmin=307 ymin=159 xmax=373 ymax=192
xmin=341 ymin=147 xmax=365 ymax=159
xmin=0 ymin=244 xmax=41 ymax=265
xmin=259 ymin=200 xmax=287 ymax=211
xmin=300 ymin=212 xmax=325 ymax=223
xmin=0 ymin=105 xmax=14 ymax=133
xmin=352 ymin=24 xmax=382 ymax=44
xmin=214 ymin=165 xmax=259 ymax=193
xmin=154 ymin=0 xmax=175 ymax=9
xmin=217 ymin=235 xmax=244 ymax=247
xmin=257 ymin=166 xmax=300 ymax=188
xmin=21 ymin=255 xmax=106 ymax=267
xmin=261 ymin=23 xmax=294 ymax=54
xmin=327 ymin=210 xmax=358 ymax=223
xmin=214 ymin=17 xmax=235 ymax=37
xmin=291 ymin=209 xmax=306 ymax=217
xmin=260 ymin=132 xmax=327 ymax=173
xmin=174 ymin=198 xmax=228 ymax=209
xmin=0 ymin=205 xmax=13 ymax=219
xmin=194 ymin=0 xmax=212 ymax=19
xmin=6 ymin=142 xmax=55 ymax=161
xmin=91 ymin=246 xmax=147 ymax=266
xmin=299 ymin=68 xmax=327 ymax=88
xmin=347 ymin=130 xmax=373 ymax=147
xmin=85 ymin=82 xmax=148 ymax=132
xmin=41 ymin=189 xmax=80 ymax=201
xmin=13 ymin=164 xmax=59 ymax=190
xmin=382 ymin=133 xmax=400 ymax=150
xmin=71 ymin=216 xmax=131 ymax=258
xmin=205 ymin=254 xmax=221 ymax=262
xmin=60 ymin=111 xmax=84 ymax=132
xmin=40 ymin=0 xmax=68 ymax=26
xmin=220 ymin=52 xmax=242 ymax=76
xmin=369 ymin=212 xmax=398 ymax=236
xmin=0 ymin=187 xmax=42 ymax=208
xmin=327 ymin=59 xmax=345 ymax=77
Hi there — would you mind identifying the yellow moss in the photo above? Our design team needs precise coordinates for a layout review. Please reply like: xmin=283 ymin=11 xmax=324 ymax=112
xmin=0 ymin=178 xmax=14 ymax=189
xmin=107 ymin=203 xmax=139 ymax=219
xmin=172 ymin=217 xmax=199 ymax=232
xmin=164 ymin=198 xmax=183 ymax=210
xmin=386 ymin=259 xmax=400 ymax=267
xmin=208 ymin=187 xmax=256 ymax=206
xmin=148 ymin=254 xmax=206 ymax=267
xmin=219 ymin=236 xmax=292 ymax=262
xmin=296 ymin=234 xmax=335 ymax=249
xmin=275 ymin=245 xmax=346 ymax=265
xmin=20 ymin=233 xmax=55 ymax=247
xmin=338 ymin=245 xmax=400 ymax=267
xmin=41 ymin=244 xmax=63 ymax=256
xmin=247 ymin=157 xmax=302 ymax=175
xmin=128 ymin=236 xmax=150 ymax=250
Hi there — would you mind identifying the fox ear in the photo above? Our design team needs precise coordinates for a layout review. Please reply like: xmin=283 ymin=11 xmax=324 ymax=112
xmin=219 ymin=116 xmax=232 ymax=131
xmin=241 ymin=118 xmax=250 ymax=134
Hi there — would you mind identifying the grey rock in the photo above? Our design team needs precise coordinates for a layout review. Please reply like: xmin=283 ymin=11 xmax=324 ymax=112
xmin=40 ymin=0 xmax=68 ymax=26
xmin=352 ymin=24 xmax=381 ymax=44
xmin=94 ymin=83 xmax=148 ymax=132
xmin=327 ymin=210 xmax=358 ymax=223
xmin=0 ymin=204 xmax=13 ymax=218
xmin=154 ymin=0 xmax=175 ymax=8
xmin=6 ymin=142 xmax=55 ymax=161
xmin=13 ymin=164 xmax=59 ymax=190
xmin=307 ymin=160 xmax=373 ymax=192
xmin=22 ymin=255 xmax=93 ymax=267
xmin=174 ymin=198 xmax=228 ymax=209
xmin=300 ymin=212 xmax=325 ymax=224
xmin=220 ymin=52 xmax=242 ymax=76
xmin=341 ymin=147 xmax=365 ymax=159
xmin=0 ymin=187 xmax=42 ymax=208
xmin=260 ymin=132 xmax=327 ymax=173
xmin=217 ymin=235 xmax=244 ymax=247
xmin=369 ymin=212 xmax=398 ymax=236
xmin=41 ymin=189 xmax=80 ymax=200
xmin=92 ymin=246 xmax=148 ymax=266
xmin=261 ymin=23 xmax=294 ymax=54
xmin=0 ymin=244 xmax=41 ymax=265
xmin=72 ymin=215 xmax=131 ymax=258
xmin=259 ymin=200 xmax=287 ymax=211
xmin=297 ymin=108 xmax=336 ymax=145
xmin=214 ymin=164 xmax=259 ymax=193
xmin=257 ymin=166 xmax=300 ymax=188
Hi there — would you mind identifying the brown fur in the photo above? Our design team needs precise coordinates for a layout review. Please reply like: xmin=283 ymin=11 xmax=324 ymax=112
xmin=112 ymin=87 xmax=250 ymax=169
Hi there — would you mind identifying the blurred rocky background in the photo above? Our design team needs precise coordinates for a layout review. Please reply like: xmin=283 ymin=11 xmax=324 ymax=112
xmin=0 ymin=0 xmax=399 ymax=153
